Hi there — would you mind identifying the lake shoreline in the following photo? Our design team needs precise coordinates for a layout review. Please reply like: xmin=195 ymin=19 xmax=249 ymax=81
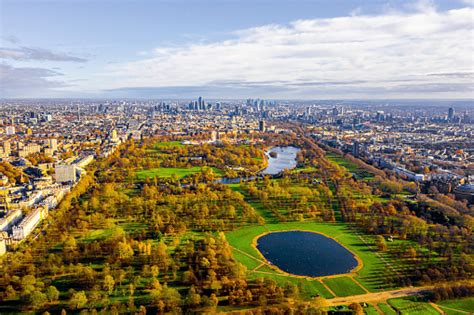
xmin=250 ymin=229 xmax=364 ymax=280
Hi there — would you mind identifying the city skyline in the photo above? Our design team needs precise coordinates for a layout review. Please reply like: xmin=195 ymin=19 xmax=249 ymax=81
xmin=1 ymin=0 xmax=473 ymax=99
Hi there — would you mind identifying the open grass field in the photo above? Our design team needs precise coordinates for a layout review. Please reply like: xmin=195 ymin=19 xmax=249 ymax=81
xmin=135 ymin=166 xmax=223 ymax=180
xmin=326 ymin=152 xmax=375 ymax=181
xmin=225 ymin=221 xmax=399 ymax=298
xmin=152 ymin=141 xmax=185 ymax=149
xmin=322 ymin=277 xmax=367 ymax=297
xmin=364 ymin=304 xmax=380 ymax=315
xmin=436 ymin=297 xmax=474 ymax=315
xmin=388 ymin=297 xmax=441 ymax=315
xmin=378 ymin=302 xmax=398 ymax=315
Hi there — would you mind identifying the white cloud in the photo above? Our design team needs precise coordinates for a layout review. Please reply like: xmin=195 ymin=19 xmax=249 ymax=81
xmin=88 ymin=4 xmax=474 ymax=98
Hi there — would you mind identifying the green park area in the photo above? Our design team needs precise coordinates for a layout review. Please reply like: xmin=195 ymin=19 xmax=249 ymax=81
xmin=225 ymin=220 xmax=398 ymax=299
xmin=377 ymin=302 xmax=398 ymax=315
xmin=2 ymin=137 xmax=471 ymax=314
xmin=136 ymin=166 xmax=223 ymax=180
xmin=435 ymin=297 xmax=474 ymax=315
xmin=326 ymin=152 xmax=375 ymax=181
xmin=148 ymin=141 xmax=185 ymax=151
xmin=387 ymin=297 xmax=440 ymax=315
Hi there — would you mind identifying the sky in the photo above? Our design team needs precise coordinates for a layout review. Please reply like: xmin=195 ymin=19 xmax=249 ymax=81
xmin=0 ymin=0 xmax=473 ymax=99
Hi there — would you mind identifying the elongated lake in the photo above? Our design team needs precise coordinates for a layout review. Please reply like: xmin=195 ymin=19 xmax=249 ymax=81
xmin=262 ymin=146 xmax=300 ymax=175
xmin=256 ymin=231 xmax=358 ymax=277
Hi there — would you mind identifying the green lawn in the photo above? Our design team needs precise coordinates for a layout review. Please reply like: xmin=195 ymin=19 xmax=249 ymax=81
xmin=378 ymin=302 xmax=398 ymax=315
xmin=436 ymin=297 xmax=474 ymax=315
xmin=364 ymin=304 xmax=380 ymax=315
xmin=326 ymin=152 xmax=375 ymax=180
xmin=82 ymin=228 xmax=116 ymax=243
xmin=153 ymin=141 xmax=185 ymax=149
xmin=322 ymin=277 xmax=367 ymax=297
xmin=388 ymin=297 xmax=440 ymax=315
xmin=136 ymin=166 xmax=223 ymax=180
xmin=225 ymin=221 xmax=396 ymax=296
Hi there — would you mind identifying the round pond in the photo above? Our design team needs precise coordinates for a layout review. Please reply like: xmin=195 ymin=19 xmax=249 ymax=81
xmin=256 ymin=231 xmax=359 ymax=277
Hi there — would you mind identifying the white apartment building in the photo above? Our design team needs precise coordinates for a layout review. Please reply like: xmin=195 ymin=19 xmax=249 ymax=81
xmin=55 ymin=164 xmax=77 ymax=183
xmin=12 ymin=206 xmax=48 ymax=241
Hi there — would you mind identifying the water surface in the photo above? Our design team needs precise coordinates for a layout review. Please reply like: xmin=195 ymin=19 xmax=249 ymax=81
xmin=256 ymin=231 xmax=358 ymax=277
xmin=262 ymin=146 xmax=300 ymax=175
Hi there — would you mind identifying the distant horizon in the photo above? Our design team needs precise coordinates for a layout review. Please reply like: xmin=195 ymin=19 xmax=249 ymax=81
xmin=1 ymin=97 xmax=473 ymax=106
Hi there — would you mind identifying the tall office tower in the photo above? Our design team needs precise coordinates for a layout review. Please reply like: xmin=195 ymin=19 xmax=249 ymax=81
xmin=198 ymin=96 xmax=202 ymax=108
xmin=258 ymin=120 xmax=266 ymax=132
xmin=353 ymin=140 xmax=360 ymax=157
xmin=332 ymin=107 xmax=339 ymax=116
xmin=215 ymin=102 xmax=221 ymax=110
xmin=98 ymin=103 xmax=105 ymax=112
xmin=448 ymin=107 xmax=454 ymax=121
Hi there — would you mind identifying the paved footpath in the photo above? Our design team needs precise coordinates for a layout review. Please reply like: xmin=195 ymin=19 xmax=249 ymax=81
xmin=324 ymin=286 xmax=434 ymax=306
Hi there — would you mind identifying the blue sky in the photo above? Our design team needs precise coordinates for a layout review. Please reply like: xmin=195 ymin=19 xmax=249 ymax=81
xmin=1 ymin=0 xmax=473 ymax=99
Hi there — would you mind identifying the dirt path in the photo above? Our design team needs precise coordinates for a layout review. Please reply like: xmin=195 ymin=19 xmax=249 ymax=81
xmin=430 ymin=302 xmax=446 ymax=314
xmin=230 ymin=245 xmax=266 ymax=265
xmin=350 ymin=276 xmax=370 ymax=294
xmin=319 ymin=280 xmax=337 ymax=297
xmin=324 ymin=285 xmax=434 ymax=306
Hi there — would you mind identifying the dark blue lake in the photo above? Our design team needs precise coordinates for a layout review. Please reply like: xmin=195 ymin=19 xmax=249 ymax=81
xmin=256 ymin=231 xmax=358 ymax=277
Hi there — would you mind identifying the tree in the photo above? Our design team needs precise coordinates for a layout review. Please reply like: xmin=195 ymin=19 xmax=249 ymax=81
xmin=185 ymin=286 xmax=201 ymax=308
xmin=29 ymin=290 xmax=47 ymax=310
xmin=69 ymin=291 xmax=88 ymax=310
xmin=375 ymin=235 xmax=388 ymax=251
xmin=406 ymin=247 xmax=417 ymax=259
xmin=136 ymin=305 xmax=147 ymax=315
xmin=349 ymin=302 xmax=364 ymax=315
xmin=103 ymin=275 xmax=115 ymax=295
xmin=46 ymin=286 xmax=60 ymax=302
xmin=4 ymin=285 xmax=17 ymax=300
xmin=21 ymin=274 xmax=36 ymax=294
xmin=115 ymin=240 xmax=134 ymax=260
xmin=151 ymin=265 xmax=160 ymax=279
xmin=312 ymin=296 xmax=327 ymax=309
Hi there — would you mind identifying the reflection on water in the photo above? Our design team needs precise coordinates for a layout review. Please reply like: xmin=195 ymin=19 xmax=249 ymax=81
xmin=262 ymin=146 xmax=300 ymax=175
xmin=215 ymin=146 xmax=300 ymax=184
xmin=257 ymin=231 xmax=358 ymax=277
